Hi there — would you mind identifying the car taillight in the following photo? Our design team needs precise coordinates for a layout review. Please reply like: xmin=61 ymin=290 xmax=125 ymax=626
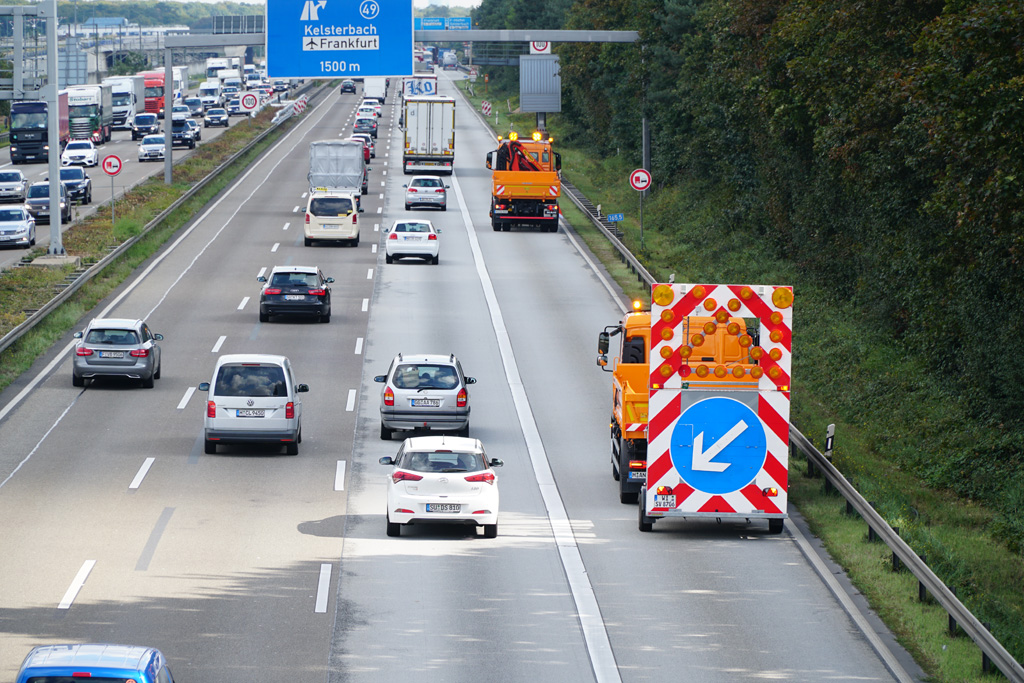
xmin=384 ymin=387 xmax=394 ymax=406
xmin=353 ymin=213 xmax=358 ymax=224
xmin=75 ymin=347 xmax=93 ymax=356
xmin=465 ymin=472 xmax=495 ymax=485
xmin=408 ymin=188 xmax=418 ymax=193
xmin=436 ymin=189 xmax=445 ymax=193
xmin=264 ymin=288 xmax=282 ymax=295
xmin=305 ymin=213 xmax=311 ymax=225
xmin=457 ymin=388 xmax=467 ymax=407
xmin=308 ymin=288 xmax=326 ymax=296
xmin=207 ymin=401 xmax=216 ymax=418
xmin=285 ymin=401 xmax=295 ymax=419
xmin=130 ymin=348 xmax=149 ymax=357
xmin=392 ymin=470 xmax=423 ymax=484
xmin=388 ymin=232 xmax=397 ymax=240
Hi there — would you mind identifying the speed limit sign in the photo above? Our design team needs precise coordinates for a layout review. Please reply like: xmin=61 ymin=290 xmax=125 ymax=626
xmin=102 ymin=155 xmax=122 ymax=176
xmin=240 ymin=93 xmax=259 ymax=111
xmin=629 ymin=168 xmax=652 ymax=192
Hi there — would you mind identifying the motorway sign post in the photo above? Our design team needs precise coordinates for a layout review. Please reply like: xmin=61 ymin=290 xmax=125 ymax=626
xmin=629 ymin=168 xmax=652 ymax=247
xmin=266 ymin=0 xmax=413 ymax=78
xmin=102 ymin=154 xmax=122 ymax=225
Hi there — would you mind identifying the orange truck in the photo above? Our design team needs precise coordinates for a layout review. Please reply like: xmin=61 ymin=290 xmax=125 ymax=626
xmin=484 ymin=131 xmax=561 ymax=232
xmin=597 ymin=301 xmax=758 ymax=504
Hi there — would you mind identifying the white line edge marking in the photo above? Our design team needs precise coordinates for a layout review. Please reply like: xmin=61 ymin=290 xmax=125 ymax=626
xmin=354 ymin=338 xmax=363 ymax=355
xmin=314 ymin=563 xmax=331 ymax=613
xmin=211 ymin=336 xmax=226 ymax=353
xmin=361 ymin=298 xmax=368 ymax=312
xmin=271 ymin=242 xmax=280 ymax=253
xmin=452 ymin=173 xmax=621 ymax=683
xmin=129 ymin=457 xmax=155 ymax=490
xmin=237 ymin=296 xmax=249 ymax=310
xmin=345 ymin=389 xmax=356 ymax=411
xmin=334 ymin=460 xmax=346 ymax=491
xmin=176 ymin=386 xmax=196 ymax=410
xmin=58 ymin=560 xmax=96 ymax=609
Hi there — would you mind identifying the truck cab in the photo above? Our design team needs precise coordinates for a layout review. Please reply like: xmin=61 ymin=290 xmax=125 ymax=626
xmin=485 ymin=132 xmax=562 ymax=232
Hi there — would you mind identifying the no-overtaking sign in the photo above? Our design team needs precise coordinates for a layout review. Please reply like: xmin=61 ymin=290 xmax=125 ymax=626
xmin=102 ymin=155 xmax=122 ymax=176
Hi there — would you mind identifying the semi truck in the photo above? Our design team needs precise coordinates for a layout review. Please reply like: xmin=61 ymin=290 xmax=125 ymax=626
xmin=9 ymin=93 xmax=70 ymax=164
xmin=66 ymin=84 xmax=113 ymax=143
xmin=401 ymin=95 xmax=455 ymax=175
xmin=206 ymin=57 xmax=228 ymax=80
xmin=308 ymin=140 xmax=368 ymax=199
xmin=138 ymin=71 xmax=167 ymax=117
xmin=485 ymin=131 xmax=561 ymax=232
xmin=597 ymin=283 xmax=794 ymax=534
xmin=102 ymin=75 xmax=145 ymax=129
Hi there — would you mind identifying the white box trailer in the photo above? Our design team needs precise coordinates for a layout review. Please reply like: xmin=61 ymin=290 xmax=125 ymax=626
xmin=308 ymin=139 xmax=368 ymax=197
xmin=363 ymin=77 xmax=387 ymax=103
xmin=401 ymin=95 xmax=455 ymax=175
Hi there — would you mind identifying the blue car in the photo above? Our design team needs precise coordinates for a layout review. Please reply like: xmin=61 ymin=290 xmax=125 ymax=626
xmin=17 ymin=644 xmax=176 ymax=683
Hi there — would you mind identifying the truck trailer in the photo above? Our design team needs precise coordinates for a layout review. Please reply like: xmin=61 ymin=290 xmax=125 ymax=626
xmin=102 ymin=75 xmax=145 ymax=129
xmin=66 ymin=84 xmax=113 ymax=144
xmin=363 ymin=77 xmax=387 ymax=103
xmin=9 ymin=93 xmax=70 ymax=164
xmin=401 ymin=96 xmax=455 ymax=175
xmin=308 ymin=140 xmax=368 ymax=199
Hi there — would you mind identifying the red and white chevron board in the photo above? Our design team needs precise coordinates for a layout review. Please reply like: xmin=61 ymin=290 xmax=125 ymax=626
xmin=645 ymin=283 xmax=793 ymax=517
xmin=548 ymin=185 xmax=559 ymax=196
xmin=495 ymin=184 xmax=505 ymax=194
xmin=624 ymin=423 xmax=645 ymax=433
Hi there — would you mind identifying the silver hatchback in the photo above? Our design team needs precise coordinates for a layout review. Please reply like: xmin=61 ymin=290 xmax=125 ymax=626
xmin=374 ymin=353 xmax=476 ymax=440
xmin=72 ymin=317 xmax=163 ymax=388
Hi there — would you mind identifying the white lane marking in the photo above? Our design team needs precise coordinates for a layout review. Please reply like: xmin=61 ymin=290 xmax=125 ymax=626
xmin=354 ymin=337 xmax=363 ymax=355
xmin=345 ymin=389 xmax=356 ymax=411
xmin=0 ymin=396 xmax=80 ymax=491
xmin=315 ymin=563 xmax=331 ymax=613
xmin=382 ymin=170 xmax=387 ymax=176
xmin=378 ymin=193 xmax=384 ymax=199
xmin=58 ymin=560 xmax=96 ymax=609
xmin=376 ymin=207 xmax=382 ymax=214
xmin=366 ymin=268 xmax=373 ymax=279
xmin=361 ymin=298 xmax=368 ymax=312
xmin=380 ymin=181 xmax=385 ymax=187
xmin=129 ymin=457 xmax=155 ymax=489
xmin=211 ymin=336 xmax=226 ymax=353
xmin=301 ymin=191 xmax=308 ymax=199
xmin=177 ymin=387 xmax=196 ymax=410
xmin=335 ymin=460 xmax=346 ymax=491
xmin=371 ymin=244 xmax=377 ymax=254
xmin=283 ymin=222 xmax=290 ymax=231
xmin=237 ymin=296 xmax=249 ymax=310
xmin=452 ymin=173 xmax=622 ymax=683
xmin=271 ymin=242 xmax=280 ymax=253
xmin=292 ymin=205 xmax=299 ymax=212
xmin=374 ymin=223 xmax=379 ymax=232
xmin=257 ymin=266 xmax=267 ymax=279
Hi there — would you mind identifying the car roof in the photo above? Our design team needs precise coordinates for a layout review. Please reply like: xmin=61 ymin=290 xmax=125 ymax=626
xmin=392 ymin=353 xmax=456 ymax=365
xmin=20 ymin=644 xmax=156 ymax=672
xmin=214 ymin=353 xmax=289 ymax=367
xmin=88 ymin=317 xmax=141 ymax=329
xmin=403 ymin=435 xmax=483 ymax=453
xmin=268 ymin=265 xmax=319 ymax=275
xmin=309 ymin=190 xmax=356 ymax=199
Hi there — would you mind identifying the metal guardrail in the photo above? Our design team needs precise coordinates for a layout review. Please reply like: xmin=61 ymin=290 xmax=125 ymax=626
xmin=0 ymin=80 xmax=330 ymax=357
xmin=560 ymin=178 xmax=1024 ymax=683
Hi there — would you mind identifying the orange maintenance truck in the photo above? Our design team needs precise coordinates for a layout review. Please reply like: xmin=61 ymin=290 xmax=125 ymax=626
xmin=485 ymin=131 xmax=561 ymax=232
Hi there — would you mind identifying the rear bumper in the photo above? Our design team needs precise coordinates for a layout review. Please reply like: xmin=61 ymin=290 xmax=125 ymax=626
xmin=205 ymin=428 xmax=299 ymax=444
xmin=381 ymin=408 xmax=469 ymax=431
xmin=260 ymin=301 xmax=329 ymax=317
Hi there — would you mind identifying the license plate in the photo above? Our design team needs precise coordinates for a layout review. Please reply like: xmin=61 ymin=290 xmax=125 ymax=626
xmin=411 ymin=398 xmax=439 ymax=407
xmin=654 ymin=494 xmax=676 ymax=508
xmin=322 ymin=224 xmax=340 ymax=229
xmin=285 ymin=295 xmax=305 ymax=300
xmin=236 ymin=409 xmax=265 ymax=417
xmin=403 ymin=236 xmax=423 ymax=241
xmin=628 ymin=471 xmax=647 ymax=480
xmin=426 ymin=503 xmax=461 ymax=513
xmin=99 ymin=351 xmax=124 ymax=358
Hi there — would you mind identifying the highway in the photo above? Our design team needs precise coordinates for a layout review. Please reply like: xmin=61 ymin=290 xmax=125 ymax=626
xmin=0 ymin=73 xmax=921 ymax=682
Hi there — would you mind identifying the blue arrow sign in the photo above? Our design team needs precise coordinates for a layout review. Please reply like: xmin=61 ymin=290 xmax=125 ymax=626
xmin=267 ymin=0 xmax=413 ymax=79
xmin=607 ymin=213 xmax=624 ymax=222
xmin=670 ymin=397 xmax=767 ymax=495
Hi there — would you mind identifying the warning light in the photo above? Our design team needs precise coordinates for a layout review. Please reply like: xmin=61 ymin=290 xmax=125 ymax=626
xmin=679 ymin=346 xmax=692 ymax=358
xmin=661 ymin=327 xmax=674 ymax=341
xmin=727 ymin=322 xmax=741 ymax=335
xmin=695 ymin=365 xmax=710 ymax=378
xmin=652 ymin=383 xmax=662 ymax=389
xmin=691 ymin=333 xmax=704 ymax=347
xmin=715 ymin=310 xmax=729 ymax=323
xmin=653 ymin=284 xmax=675 ymax=306
xmin=497 ymin=135 xmax=503 ymax=141
xmin=660 ymin=309 xmax=674 ymax=322
xmin=532 ymin=131 xmax=542 ymax=141
xmin=772 ymin=287 xmax=794 ymax=309
xmin=769 ymin=367 xmax=783 ymax=379
xmin=702 ymin=321 xmax=716 ymax=335
xmin=548 ymin=137 xmax=554 ymax=143
xmin=728 ymin=298 xmax=741 ymax=311
xmin=660 ymin=346 xmax=674 ymax=359
xmin=770 ymin=329 xmax=784 ymax=343
xmin=679 ymin=365 xmax=691 ymax=377
xmin=714 ymin=365 xmax=728 ymax=378
xmin=691 ymin=285 xmax=706 ymax=299
xmin=751 ymin=367 xmax=764 ymax=379
xmin=739 ymin=286 xmax=754 ymax=300
xmin=656 ymin=486 xmax=673 ymax=495
xmin=739 ymin=334 xmax=752 ymax=347
xmin=779 ymin=385 xmax=789 ymax=391
xmin=702 ymin=298 xmax=717 ymax=311
xmin=659 ymin=365 xmax=673 ymax=378
xmin=770 ymin=311 xmax=783 ymax=325
xmin=769 ymin=348 xmax=783 ymax=361
xmin=633 ymin=299 xmax=643 ymax=311
xmin=732 ymin=366 xmax=746 ymax=378
xmin=763 ymin=487 xmax=779 ymax=497
xmin=509 ymin=131 xmax=519 ymax=141
xmin=750 ymin=346 xmax=764 ymax=360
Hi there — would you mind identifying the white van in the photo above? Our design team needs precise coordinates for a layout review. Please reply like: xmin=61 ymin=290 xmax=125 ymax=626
xmin=304 ymin=191 xmax=363 ymax=246
xmin=199 ymin=354 xmax=308 ymax=455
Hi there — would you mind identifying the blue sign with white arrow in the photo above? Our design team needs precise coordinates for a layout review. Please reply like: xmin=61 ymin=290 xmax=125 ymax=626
xmin=670 ymin=396 xmax=767 ymax=494
xmin=267 ymin=0 xmax=413 ymax=79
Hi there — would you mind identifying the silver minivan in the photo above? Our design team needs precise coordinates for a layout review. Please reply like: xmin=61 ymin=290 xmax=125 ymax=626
xmin=199 ymin=354 xmax=308 ymax=455
xmin=374 ymin=353 xmax=476 ymax=440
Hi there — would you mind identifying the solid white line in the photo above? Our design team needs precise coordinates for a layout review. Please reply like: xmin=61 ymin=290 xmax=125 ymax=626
xmin=314 ymin=563 xmax=331 ymax=613
xmin=452 ymin=174 xmax=622 ymax=683
xmin=371 ymin=244 xmax=377 ymax=253
xmin=257 ymin=266 xmax=267 ymax=279
xmin=176 ymin=387 xmax=196 ymax=410
xmin=366 ymin=268 xmax=373 ymax=279
xmin=361 ymin=298 xmax=368 ymax=312
xmin=345 ymin=389 xmax=356 ymax=411
xmin=0 ymin=396 xmax=80 ymax=491
xmin=58 ymin=560 xmax=96 ymax=609
xmin=271 ymin=242 xmax=280 ymax=253
xmin=335 ymin=460 xmax=346 ymax=491
xmin=354 ymin=337 xmax=363 ymax=355
xmin=129 ymin=457 xmax=155 ymax=490
xmin=211 ymin=335 xmax=226 ymax=353
xmin=283 ymin=222 xmax=290 ymax=231
xmin=237 ymin=296 xmax=249 ymax=310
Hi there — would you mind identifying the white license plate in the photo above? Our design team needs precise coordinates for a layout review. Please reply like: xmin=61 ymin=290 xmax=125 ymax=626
xmin=628 ymin=471 xmax=647 ymax=480
xmin=236 ymin=409 xmax=265 ymax=417
xmin=411 ymin=398 xmax=439 ymax=407
xmin=99 ymin=351 xmax=124 ymax=358
xmin=322 ymin=224 xmax=340 ymax=229
xmin=403 ymin=236 xmax=423 ymax=241
xmin=426 ymin=503 xmax=461 ymax=513
xmin=654 ymin=494 xmax=676 ymax=508
xmin=285 ymin=295 xmax=305 ymax=300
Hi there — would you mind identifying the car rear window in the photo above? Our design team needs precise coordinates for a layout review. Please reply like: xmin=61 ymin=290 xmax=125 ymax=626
xmin=270 ymin=272 xmax=319 ymax=287
xmin=398 ymin=451 xmax=484 ymax=472
xmin=392 ymin=364 xmax=458 ymax=389
xmin=86 ymin=329 xmax=139 ymax=345
xmin=394 ymin=222 xmax=431 ymax=233
xmin=214 ymin=364 xmax=287 ymax=397
xmin=412 ymin=178 xmax=442 ymax=188
xmin=309 ymin=197 xmax=353 ymax=217
xmin=355 ymin=118 xmax=375 ymax=126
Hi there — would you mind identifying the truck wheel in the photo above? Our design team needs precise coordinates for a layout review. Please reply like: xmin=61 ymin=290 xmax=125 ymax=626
xmin=619 ymin=474 xmax=639 ymax=505
xmin=491 ymin=220 xmax=500 ymax=232
xmin=768 ymin=519 xmax=784 ymax=534
xmin=638 ymin=488 xmax=653 ymax=532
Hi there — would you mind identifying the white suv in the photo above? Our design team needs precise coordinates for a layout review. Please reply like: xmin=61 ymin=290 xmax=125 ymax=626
xmin=199 ymin=354 xmax=308 ymax=455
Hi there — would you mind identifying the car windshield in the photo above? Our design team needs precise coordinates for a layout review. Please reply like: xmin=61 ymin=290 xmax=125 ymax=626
xmin=0 ymin=172 xmax=22 ymax=182
xmin=143 ymin=136 xmax=165 ymax=145
xmin=60 ymin=168 xmax=85 ymax=180
xmin=392 ymin=363 xmax=458 ymax=389
xmin=398 ymin=450 xmax=484 ymax=473
xmin=66 ymin=142 xmax=90 ymax=150
xmin=309 ymin=197 xmax=353 ymax=216
xmin=208 ymin=109 xmax=226 ymax=115
xmin=270 ymin=272 xmax=320 ymax=287
xmin=185 ymin=98 xmax=200 ymax=106
xmin=27 ymin=185 xmax=50 ymax=198
xmin=86 ymin=328 xmax=140 ymax=345
xmin=393 ymin=222 xmax=432 ymax=234
xmin=412 ymin=178 xmax=442 ymax=188
xmin=0 ymin=209 xmax=26 ymax=221
xmin=214 ymin=364 xmax=287 ymax=397
xmin=135 ymin=115 xmax=156 ymax=125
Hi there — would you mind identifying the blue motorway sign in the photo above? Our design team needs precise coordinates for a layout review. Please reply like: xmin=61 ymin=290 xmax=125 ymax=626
xmin=267 ymin=0 xmax=413 ymax=79
xmin=446 ymin=17 xmax=471 ymax=30
xmin=421 ymin=17 xmax=445 ymax=29
xmin=670 ymin=397 xmax=767 ymax=495
xmin=607 ymin=212 xmax=624 ymax=222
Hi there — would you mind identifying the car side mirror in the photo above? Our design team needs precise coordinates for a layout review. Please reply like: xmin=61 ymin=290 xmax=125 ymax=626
xmin=465 ymin=377 xmax=477 ymax=385
xmin=358 ymin=207 xmax=364 ymax=213
xmin=402 ymin=184 xmax=408 ymax=188
xmin=73 ymin=331 xmax=83 ymax=339
xmin=555 ymin=152 xmax=562 ymax=171
xmin=153 ymin=333 xmax=164 ymax=341
xmin=199 ymin=382 xmax=210 ymax=391
xmin=489 ymin=458 xmax=504 ymax=468
xmin=379 ymin=456 xmax=394 ymax=466
xmin=373 ymin=375 xmax=386 ymax=383
xmin=256 ymin=275 xmax=267 ymax=283
xmin=296 ymin=384 xmax=309 ymax=393
xmin=325 ymin=277 xmax=335 ymax=283
xmin=436 ymin=229 xmax=442 ymax=234
xmin=445 ymin=185 xmax=450 ymax=189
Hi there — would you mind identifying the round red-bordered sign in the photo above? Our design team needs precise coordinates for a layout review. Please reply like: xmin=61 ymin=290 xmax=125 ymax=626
xmin=241 ymin=93 xmax=259 ymax=111
xmin=102 ymin=154 xmax=122 ymax=176
xmin=629 ymin=168 xmax=652 ymax=191
xmin=531 ymin=41 xmax=550 ymax=53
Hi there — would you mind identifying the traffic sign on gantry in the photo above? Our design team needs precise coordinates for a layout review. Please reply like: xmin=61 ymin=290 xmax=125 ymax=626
xmin=267 ymin=0 xmax=414 ymax=79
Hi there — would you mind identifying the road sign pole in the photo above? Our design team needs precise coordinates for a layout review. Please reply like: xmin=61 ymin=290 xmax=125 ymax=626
xmin=640 ymin=190 xmax=644 ymax=250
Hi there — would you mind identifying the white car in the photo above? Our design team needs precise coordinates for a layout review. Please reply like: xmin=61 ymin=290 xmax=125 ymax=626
xmin=385 ymin=219 xmax=439 ymax=264
xmin=138 ymin=134 xmax=166 ymax=162
xmin=0 ymin=206 xmax=35 ymax=247
xmin=356 ymin=104 xmax=379 ymax=119
xmin=61 ymin=140 xmax=99 ymax=167
xmin=379 ymin=436 xmax=503 ymax=537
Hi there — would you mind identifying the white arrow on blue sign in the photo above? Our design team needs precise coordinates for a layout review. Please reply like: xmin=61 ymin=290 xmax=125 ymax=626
xmin=670 ymin=396 xmax=767 ymax=494
xmin=267 ymin=0 xmax=413 ymax=79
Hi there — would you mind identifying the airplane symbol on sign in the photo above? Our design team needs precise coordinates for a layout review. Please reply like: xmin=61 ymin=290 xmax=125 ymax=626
xmin=306 ymin=38 xmax=318 ymax=49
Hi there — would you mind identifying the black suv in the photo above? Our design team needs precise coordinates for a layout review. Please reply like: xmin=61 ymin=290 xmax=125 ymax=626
xmin=59 ymin=167 xmax=92 ymax=204
xmin=131 ymin=113 xmax=160 ymax=141
xmin=25 ymin=181 xmax=71 ymax=224
xmin=170 ymin=116 xmax=195 ymax=149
